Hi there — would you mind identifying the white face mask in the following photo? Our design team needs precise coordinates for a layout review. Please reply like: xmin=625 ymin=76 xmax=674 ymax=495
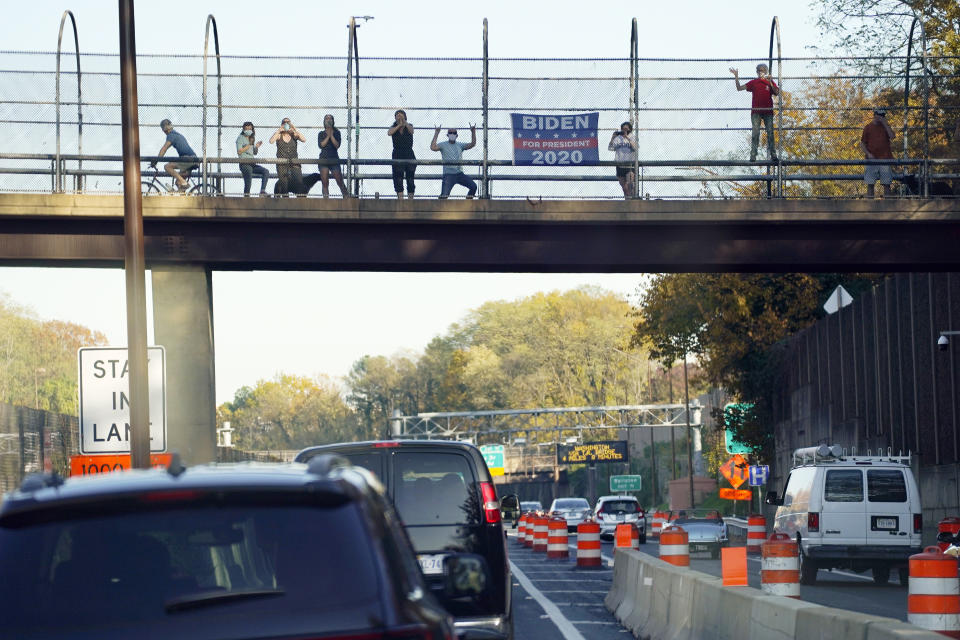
xmin=243 ymin=129 xmax=253 ymax=136
xmin=447 ymin=134 xmax=457 ymax=142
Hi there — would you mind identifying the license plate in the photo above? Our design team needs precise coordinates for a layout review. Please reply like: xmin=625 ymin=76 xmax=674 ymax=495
xmin=417 ymin=554 xmax=446 ymax=575
xmin=875 ymin=517 xmax=897 ymax=530
xmin=692 ymin=544 xmax=710 ymax=551
xmin=616 ymin=514 xmax=624 ymax=522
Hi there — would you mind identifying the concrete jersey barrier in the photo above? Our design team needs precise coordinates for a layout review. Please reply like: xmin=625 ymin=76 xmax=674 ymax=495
xmin=605 ymin=548 xmax=944 ymax=640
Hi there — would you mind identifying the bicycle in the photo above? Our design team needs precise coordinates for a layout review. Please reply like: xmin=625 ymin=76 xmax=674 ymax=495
xmin=141 ymin=163 xmax=220 ymax=196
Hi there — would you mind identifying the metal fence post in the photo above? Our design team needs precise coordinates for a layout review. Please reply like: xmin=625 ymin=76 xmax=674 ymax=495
xmin=482 ymin=18 xmax=489 ymax=199
xmin=56 ymin=10 xmax=82 ymax=193
xmin=768 ymin=15 xmax=782 ymax=198
xmin=202 ymin=15 xmax=221 ymax=196
xmin=631 ymin=18 xmax=639 ymax=198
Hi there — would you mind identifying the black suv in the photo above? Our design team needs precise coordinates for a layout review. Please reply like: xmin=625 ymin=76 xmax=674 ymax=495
xmin=296 ymin=441 xmax=517 ymax=640
xmin=0 ymin=457 xmax=468 ymax=639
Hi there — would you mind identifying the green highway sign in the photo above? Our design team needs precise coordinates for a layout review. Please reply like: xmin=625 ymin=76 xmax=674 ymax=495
xmin=609 ymin=475 xmax=642 ymax=492
xmin=723 ymin=403 xmax=757 ymax=454
xmin=480 ymin=444 xmax=505 ymax=477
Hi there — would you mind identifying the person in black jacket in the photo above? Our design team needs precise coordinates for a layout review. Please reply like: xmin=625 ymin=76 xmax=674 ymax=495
xmin=388 ymin=109 xmax=416 ymax=199
xmin=318 ymin=114 xmax=349 ymax=198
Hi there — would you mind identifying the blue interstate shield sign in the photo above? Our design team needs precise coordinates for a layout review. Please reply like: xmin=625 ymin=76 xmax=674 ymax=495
xmin=511 ymin=112 xmax=599 ymax=166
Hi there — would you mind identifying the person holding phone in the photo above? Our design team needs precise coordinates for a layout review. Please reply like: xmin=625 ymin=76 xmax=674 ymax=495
xmin=269 ymin=117 xmax=306 ymax=196
xmin=608 ymin=121 xmax=638 ymax=199
xmin=236 ymin=121 xmax=268 ymax=196
xmin=388 ymin=109 xmax=416 ymax=199
xmin=317 ymin=114 xmax=349 ymax=198
xmin=730 ymin=64 xmax=780 ymax=162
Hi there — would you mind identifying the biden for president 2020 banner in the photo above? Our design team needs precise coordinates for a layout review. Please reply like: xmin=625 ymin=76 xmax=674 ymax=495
xmin=511 ymin=112 xmax=599 ymax=166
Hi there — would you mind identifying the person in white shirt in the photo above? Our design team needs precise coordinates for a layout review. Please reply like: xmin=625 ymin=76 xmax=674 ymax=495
xmin=608 ymin=121 xmax=638 ymax=199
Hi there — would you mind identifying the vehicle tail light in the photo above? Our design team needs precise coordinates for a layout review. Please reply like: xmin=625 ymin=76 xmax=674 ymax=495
xmin=914 ymin=513 xmax=923 ymax=534
xmin=480 ymin=482 xmax=500 ymax=524
xmin=374 ymin=441 xmax=401 ymax=448
xmin=807 ymin=512 xmax=820 ymax=532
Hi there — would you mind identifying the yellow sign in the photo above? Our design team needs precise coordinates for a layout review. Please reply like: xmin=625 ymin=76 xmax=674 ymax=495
xmin=557 ymin=440 xmax=628 ymax=464
xmin=718 ymin=488 xmax=752 ymax=500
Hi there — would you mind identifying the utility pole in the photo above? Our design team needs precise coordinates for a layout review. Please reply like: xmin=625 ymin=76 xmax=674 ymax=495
xmin=118 ymin=0 xmax=150 ymax=469
xmin=667 ymin=363 xmax=677 ymax=480
xmin=684 ymin=353 xmax=695 ymax=509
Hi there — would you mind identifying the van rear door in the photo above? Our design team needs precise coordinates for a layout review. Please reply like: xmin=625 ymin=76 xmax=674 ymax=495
xmin=865 ymin=468 xmax=911 ymax=547
xmin=821 ymin=469 xmax=867 ymax=546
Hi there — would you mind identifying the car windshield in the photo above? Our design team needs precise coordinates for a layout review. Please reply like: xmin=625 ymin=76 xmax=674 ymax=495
xmin=599 ymin=500 xmax=638 ymax=514
xmin=553 ymin=499 xmax=589 ymax=510
xmin=670 ymin=509 xmax=723 ymax=524
xmin=0 ymin=501 xmax=381 ymax=635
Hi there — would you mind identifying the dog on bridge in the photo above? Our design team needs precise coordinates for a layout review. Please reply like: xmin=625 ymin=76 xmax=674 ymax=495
xmin=899 ymin=173 xmax=956 ymax=197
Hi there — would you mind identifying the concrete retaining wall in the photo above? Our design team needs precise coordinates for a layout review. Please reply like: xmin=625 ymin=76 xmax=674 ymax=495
xmin=605 ymin=549 xmax=942 ymax=639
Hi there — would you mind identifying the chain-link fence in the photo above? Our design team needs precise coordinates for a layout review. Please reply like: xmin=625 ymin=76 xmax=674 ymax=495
xmin=0 ymin=17 xmax=957 ymax=199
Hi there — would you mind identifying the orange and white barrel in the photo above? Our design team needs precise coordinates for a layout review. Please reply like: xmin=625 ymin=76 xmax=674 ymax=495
xmin=524 ymin=515 xmax=535 ymax=547
xmin=517 ymin=514 xmax=527 ymax=544
xmin=747 ymin=514 xmax=767 ymax=554
xmin=908 ymin=546 xmax=960 ymax=637
xmin=651 ymin=511 xmax=665 ymax=539
xmin=547 ymin=517 xmax=570 ymax=559
xmin=615 ymin=523 xmax=638 ymax=550
xmin=761 ymin=532 xmax=800 ymax=598
xmin=533 ymin=516 xmax=549 ymax=552
xmin=659 ymin=525 xmax=690 ymax=567
xmin=576 ymin=520 xmax=602 ymax=568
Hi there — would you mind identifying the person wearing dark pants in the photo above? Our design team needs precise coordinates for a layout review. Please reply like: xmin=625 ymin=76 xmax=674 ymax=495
xmin=236 ymin=121 xmax=268 ymax=196
xmin=388 ymin=109 xmax=416 ymax=199
xmin=730 ymin=64 xmax=780 ymax=162
xmin=269 ymin=117 xmax=306 ymax=196
xmin=318 ymin=114 xmax=350 ymax=198
xmin=431 ymin=124 xmax=477 ymax=199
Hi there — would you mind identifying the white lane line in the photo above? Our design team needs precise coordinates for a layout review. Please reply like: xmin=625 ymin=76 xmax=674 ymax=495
xmin=524 ymin=579 xmax=611 ymax=582
xmin=745 ymin=556 xmax=873 ymax=581
xmin=510 ymin=560 xmax=587 ymax=640
xmin=537 ymin=590 xmax=609 ymax=594
xmin=567 ymin=542 xmax=615 ymax=565
xmin=569 ymin=621 xmax=620 ymax=625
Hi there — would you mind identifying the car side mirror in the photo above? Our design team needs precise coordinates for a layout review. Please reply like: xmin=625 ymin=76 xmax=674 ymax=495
xmin=937 ymin=531 xmax=957 ymax=544
xmin=442 ymin=553 xmax=491 ymax=600
xmin=500 ymin=494 xmax=519 ymax=521
xmin=765 ymin=490 xmax=783 ymax=506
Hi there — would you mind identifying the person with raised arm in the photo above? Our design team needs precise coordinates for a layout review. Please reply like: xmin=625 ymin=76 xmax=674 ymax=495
xmin=236 ymin=121 xmax=268 ymax=196
xmin=730 ymin=64 xmax=780 ymax=162
xmin=430 ymin=124 xmax=477 ymax=199
xmin=317 ymin=114 xmax=349 ymax=198
xmin=388 ymin=109 xmax=416 ymax=199
xmin=269 ymin=117 xmax=306 ymax=196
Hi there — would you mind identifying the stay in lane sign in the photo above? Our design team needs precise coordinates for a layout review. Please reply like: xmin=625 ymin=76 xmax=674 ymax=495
xmin=78 ymin=346 xmax=167 ymax=454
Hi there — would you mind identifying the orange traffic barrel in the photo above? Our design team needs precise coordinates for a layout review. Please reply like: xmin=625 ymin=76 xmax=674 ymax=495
xmin=524 ymin=515 xmax=535 ymax=547
xmin=517 ymin=514 xmax=527 ymax=544
xmin=615 ymin=523 xmax=638 ymax=550
xmin=908 ymin=546 xmax=960 ymax=637
xmin=576 ymin=520 xmax=602 ymax=568
xmin=547 ymin=517 xmax=570 ymax=559
xmin=747 ymin=514 xmax=767 ymax=554
xmin=659 ymin=525 xmax=690 ymax=567
xmin=939 ymin=517 xmax=960 ymax=552
xmin=533 ymin=516 xmax=549 ymax=552
xmin=651 ymin=511 xmax=665 ymax=539
xmin=761 ymin=532 xmax=800 ymax=598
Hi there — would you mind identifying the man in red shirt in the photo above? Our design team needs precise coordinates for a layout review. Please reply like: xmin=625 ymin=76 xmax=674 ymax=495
xmin=730 ymin=64 xmax=780 ymax=162
xmin=860 ymin=109 xmax=895 ymax=198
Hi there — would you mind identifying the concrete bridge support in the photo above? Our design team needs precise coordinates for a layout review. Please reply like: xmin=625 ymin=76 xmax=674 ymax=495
xmin=151 ymin=264 xmax=217 ymax=464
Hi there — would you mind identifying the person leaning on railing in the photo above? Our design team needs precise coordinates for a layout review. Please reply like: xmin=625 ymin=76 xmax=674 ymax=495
xmin=269 ymin=117 xmax=306 ymax=196
xmin=609 ymin=121 xmax=638 ymax=200
xmin=236 ymin=121 xmax=268 ymax=197
xmin=152 ymin=118 xmax=199 ymax=192
xmin=860 ymin=108 xmax=895 ymax=199
xmin=388 ymin=109 xmax=416 ymax=199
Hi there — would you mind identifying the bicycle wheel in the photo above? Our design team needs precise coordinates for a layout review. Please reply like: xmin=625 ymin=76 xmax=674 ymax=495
xmin=188 ymin=181 xmax=221 ymax=196
xmin=141 ymin=181 xmax=161 ymax=196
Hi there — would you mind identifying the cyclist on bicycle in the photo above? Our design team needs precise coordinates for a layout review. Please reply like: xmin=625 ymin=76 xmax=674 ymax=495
xmin=152 ymin=119 xmax=199 ymax=192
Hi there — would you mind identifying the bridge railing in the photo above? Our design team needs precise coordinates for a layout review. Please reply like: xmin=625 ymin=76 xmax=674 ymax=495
xmin=0 ymin=15 xmax=957 ymax=199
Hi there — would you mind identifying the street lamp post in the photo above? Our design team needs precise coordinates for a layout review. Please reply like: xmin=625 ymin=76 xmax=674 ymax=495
xmin=612 ymin=347 xmax=658 ymax=506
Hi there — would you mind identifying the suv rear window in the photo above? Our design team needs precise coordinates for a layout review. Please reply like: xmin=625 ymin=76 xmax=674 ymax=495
xmin=341 ymin=452 xmax=386 ymax=483
xmin=395 ymin=452 xmax=475 ymax=525
xmin=0 ymin=502 xmax=380 ymax=633
xmin=554 ymin=499 xmax=589 ymax=510
xmin=867 ymin=469 xmax=908 ymax=502
xmin=825 ymin=469 xmax=864 ymax=502
xmin=599 ymin=500 xmax=638 ymax=514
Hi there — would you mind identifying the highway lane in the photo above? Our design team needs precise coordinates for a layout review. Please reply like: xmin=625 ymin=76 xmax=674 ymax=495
xmin=507 ymin=531 xmax=628 ymax=639
xmin=625 ymin=538 xmax=911 ymax=621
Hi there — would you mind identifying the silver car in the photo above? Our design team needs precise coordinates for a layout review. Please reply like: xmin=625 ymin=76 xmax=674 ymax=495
xmin=668 ymin=509 xmax=728 ymax=559
xmin=549 ymin=497 xmax=591 ymax=532
xmin=594 ymin=495 xmax=645 ymax=542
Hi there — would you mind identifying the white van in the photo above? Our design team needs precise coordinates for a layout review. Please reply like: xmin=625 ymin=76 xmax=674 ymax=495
xmin=766 ymin=445 xmax=922 ymax=586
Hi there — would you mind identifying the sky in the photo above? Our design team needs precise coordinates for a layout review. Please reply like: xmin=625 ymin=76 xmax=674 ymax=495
xmin=0 ymin=1 xmax=828 ymax=405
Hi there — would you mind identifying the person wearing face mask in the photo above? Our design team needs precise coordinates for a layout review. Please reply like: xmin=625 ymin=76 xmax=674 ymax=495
xmin=608 ymin=121 xmax=638 ymax=199
xmin=730 ymin=64 xmax=780 ymax=162
xmin=430 ymin=124 xmax=477 ymax=199
xmin=388 ymin=109 xmax=416 ymax=199
xmin=318 ymin=114 xmax=349 ymax=198
xmin=236 ymin=121 xmax=268 ymax=196
xmin=269 ymin=117 xmax=306 ymax=196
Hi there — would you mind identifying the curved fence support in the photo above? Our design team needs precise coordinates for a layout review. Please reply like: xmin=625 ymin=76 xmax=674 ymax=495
xmin=904 ymin=15 xmax=930 ymax=197
xmin=56 ymin=10 xmax=82 ymax=193
xmin=768 ymin=15 xmax=782 ymax=198
xmin=346 ymin=18 xmax=356 ymax=195
xmin=630 ymin=18 xmax=640 ymax=198
xmin=202 ymin=14 xmax=222 ymax=195
xmin=482 ymin=18 xmax=489 ymax=199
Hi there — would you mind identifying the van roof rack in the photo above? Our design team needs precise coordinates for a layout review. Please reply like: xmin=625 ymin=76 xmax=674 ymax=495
xmin=792 ymin=445 xmax=911 ymax=467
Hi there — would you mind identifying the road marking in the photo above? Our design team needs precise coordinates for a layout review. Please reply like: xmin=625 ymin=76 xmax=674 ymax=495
xmin=745 ymin=555 xmax=873 ymax=581
xmin=567 ymin=542 xmax=614 ymax=565
xmin=510 ymin=560 xmax=587 ymax=640
xmin=569 ymin=621 xmax=620 ymax=625
xmin=537 ymin=590 xmax=609 ymax=593
xmin=524 ymin=579 xmax=611 ymax=582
